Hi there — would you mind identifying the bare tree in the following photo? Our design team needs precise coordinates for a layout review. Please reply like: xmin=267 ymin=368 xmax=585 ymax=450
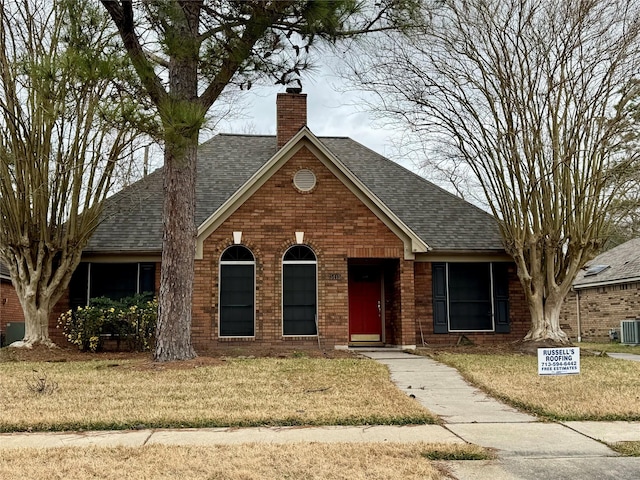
xmin=0 ymin=0 xmax=143 ymax=347
xmin=98 ymin=0 xmax=415 ymax=361
xmin=606 ymin=80 xmax=640 ymax=248
xmin=347 ymin=0 xmax=640 ymax=344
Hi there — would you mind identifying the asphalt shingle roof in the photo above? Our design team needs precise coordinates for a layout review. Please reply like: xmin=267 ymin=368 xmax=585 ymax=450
xmin=321 ymin=137 xmax=503 ymax=251
xmin=573 ymin=238 xmax=640 ymax=288
xmin=86 ymin=134 xmax=504 ymax=254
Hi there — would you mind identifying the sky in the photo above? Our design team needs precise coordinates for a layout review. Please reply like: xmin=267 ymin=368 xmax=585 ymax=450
xmin=141 ymin=72 xmax=420 ymax=177
xmin=141 ymin=63 xmax=422 ymax=178
xmin=213 ymin=72 xmax=416 ymax=171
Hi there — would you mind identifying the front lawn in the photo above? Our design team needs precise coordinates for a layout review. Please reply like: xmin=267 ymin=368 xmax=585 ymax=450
xmin=0 ymin=443 xmax=492 ymax=480
xmin=0 ymin=355 xmax=437 ymax=432
xmin=429 ymin=349 xmax=640 ymax=421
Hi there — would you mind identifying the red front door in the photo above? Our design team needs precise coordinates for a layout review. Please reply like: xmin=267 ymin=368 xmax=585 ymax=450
xmin=348 ymin=265 xmax=382 ymax=343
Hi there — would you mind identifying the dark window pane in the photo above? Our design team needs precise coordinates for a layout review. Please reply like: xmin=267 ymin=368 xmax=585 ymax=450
xmin=90 ymin=263 xmax=138 ymax=300
xmin=283 ymin=264 xmax=317 ymax=335
xmin=221 ymin=245 xmax=255 ymax=261
xmin=283 ymin=245 xmax=316 ymax=261
xmin=69 ymin=263 xmax=89 ymax=309
xmin=139 ymin=263 xmax=156 ymax=295
xmin=220 ymin=264 xmax=254 ymax=336
xmin=448 ymin=263 xmax=492 ymax=331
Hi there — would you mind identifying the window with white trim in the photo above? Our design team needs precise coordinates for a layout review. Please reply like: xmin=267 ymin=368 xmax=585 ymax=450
xmin=219 ymin=245 xmax=255 ymax=337
xmin=282 ymin=245 xmax=317 ymax=336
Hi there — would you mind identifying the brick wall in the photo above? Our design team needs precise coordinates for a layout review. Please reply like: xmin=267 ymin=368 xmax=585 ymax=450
xmin=0 ymin=279 xmax=24 ymax=343
xmin=191 ymin=146 xmax=533 ymax=353
xmin=413 ymin=262 xmax=530 ymax=345
xmin=561 ymin=283 xmax=640 ymax=342
xmin=193 ymin=146 xmax=409 ymax=353
xmin=397 ymin=259 xmax=416 ymax=346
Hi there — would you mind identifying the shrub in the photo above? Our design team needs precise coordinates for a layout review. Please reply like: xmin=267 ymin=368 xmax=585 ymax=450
xmin=57 ymin=295 xmax=157 ymax=352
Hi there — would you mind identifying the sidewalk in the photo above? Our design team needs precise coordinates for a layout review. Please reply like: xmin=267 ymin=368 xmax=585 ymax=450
xmin=608 ymin=352 xmax=640 ymax=362
xmin=2 ymin=419 xmax=639 ymax=452
xmin=0 ymin=425 xmax=463 ymax=449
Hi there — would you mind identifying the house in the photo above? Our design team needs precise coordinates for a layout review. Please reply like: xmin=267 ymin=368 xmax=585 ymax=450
xmin=49 ymin=90 xmax=530 ymax=352
xmin=0 ymin=261 xmax=24 ymax=346
xmin=561 ymin=238 xmax=640 ymax=342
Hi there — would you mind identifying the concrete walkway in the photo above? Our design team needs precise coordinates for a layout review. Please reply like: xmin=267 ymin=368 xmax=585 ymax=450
xmin=361 ymin=350 xmax=640 ymax=480
xmin=0 ymin=425 xmax=464 ymax=449
xmin=2 ymin=350 xmax=640 ymax=479
xmin=608 ymin=352 xmax=640 ymax=362
xmin=362 ymin=350 xmax=535 ymax=424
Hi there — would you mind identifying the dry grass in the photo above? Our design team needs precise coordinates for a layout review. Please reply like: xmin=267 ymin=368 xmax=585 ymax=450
xmin=0 ymin=443 xmax=490 ymax=479
xmin=610 ymin=441 xmax=640 ymax=456
xmin=432 ymin=353 xmax=640 ymax=421
xmin=0 ymin=357 xmax=436 ymax=432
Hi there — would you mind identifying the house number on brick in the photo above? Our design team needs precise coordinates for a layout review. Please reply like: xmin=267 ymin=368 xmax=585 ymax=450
xmin=328 ymin=273 xmax=342 ymax=280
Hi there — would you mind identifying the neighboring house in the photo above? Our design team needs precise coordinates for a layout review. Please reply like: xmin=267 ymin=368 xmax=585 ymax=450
xmin=49 ymin=90 xmax=531 ymax=351
xmin=561 ymin=238 xmax=640 ymax=342
xmin=0 ymin=261 xmax=25 ymax=345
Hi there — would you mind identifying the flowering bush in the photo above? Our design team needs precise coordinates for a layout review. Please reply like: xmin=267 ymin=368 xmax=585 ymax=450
xmin=57 ymin=295 xmax=158 ymax=352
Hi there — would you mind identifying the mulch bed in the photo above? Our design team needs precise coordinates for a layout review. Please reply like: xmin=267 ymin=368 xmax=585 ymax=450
xmin=1 ymin=338 xmax=587 ymax=369
xmin=0 ymin=343 xmax=358 ymax=370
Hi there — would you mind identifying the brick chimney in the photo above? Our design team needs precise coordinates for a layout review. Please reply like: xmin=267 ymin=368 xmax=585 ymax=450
xmin=277 ymin=87 xmax=307 ymax=148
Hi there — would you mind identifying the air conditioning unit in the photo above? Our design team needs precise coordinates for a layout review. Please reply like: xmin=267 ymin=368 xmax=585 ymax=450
xmin=4 ymin=322 xmax=25 ymax=346
xmin=620 ymin=319 xmax=640 ymax=345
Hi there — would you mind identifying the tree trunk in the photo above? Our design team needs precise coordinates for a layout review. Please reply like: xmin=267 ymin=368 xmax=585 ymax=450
xmin=151 ymin=2 xmax=202 ymax=362
xmin=512 ymin=244 xmax=572 ymax=345
xmin=11 ymin=300 xmax=53 ymax=347
xmin=7 ymin=245 xmax=81 ymax=348
xmin=154 ymin=137 xmax=198 ymax=361
xmin=523 ymin=292 xmax=570 ymax=344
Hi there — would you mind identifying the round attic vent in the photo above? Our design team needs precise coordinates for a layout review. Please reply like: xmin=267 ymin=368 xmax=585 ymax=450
xmin=293 ymin=169 xmax=316 ymax=192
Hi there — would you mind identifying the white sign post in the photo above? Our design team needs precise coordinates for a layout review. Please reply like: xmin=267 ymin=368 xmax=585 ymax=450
xmin=538 ymin=347 xmax=580 ymax=375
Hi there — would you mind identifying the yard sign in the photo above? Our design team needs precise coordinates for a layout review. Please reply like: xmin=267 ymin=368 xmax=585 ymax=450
xmin=538 ymin=347 xmax=580 ymax=375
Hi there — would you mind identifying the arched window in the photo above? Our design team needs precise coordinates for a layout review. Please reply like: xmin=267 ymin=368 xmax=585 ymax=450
xmin=219 ymin=245 xmax=255 ymax=337
xmin=282 ymin=245 xmax=317 ymax=336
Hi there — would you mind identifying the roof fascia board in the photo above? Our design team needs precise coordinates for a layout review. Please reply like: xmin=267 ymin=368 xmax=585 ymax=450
xmin=196 ymin=127 xmax=429 ymax=260
xmin=574 ymin=276 xmax=640 ymax=290
xmin=415 ymin=252 xmax=512 ymax=262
